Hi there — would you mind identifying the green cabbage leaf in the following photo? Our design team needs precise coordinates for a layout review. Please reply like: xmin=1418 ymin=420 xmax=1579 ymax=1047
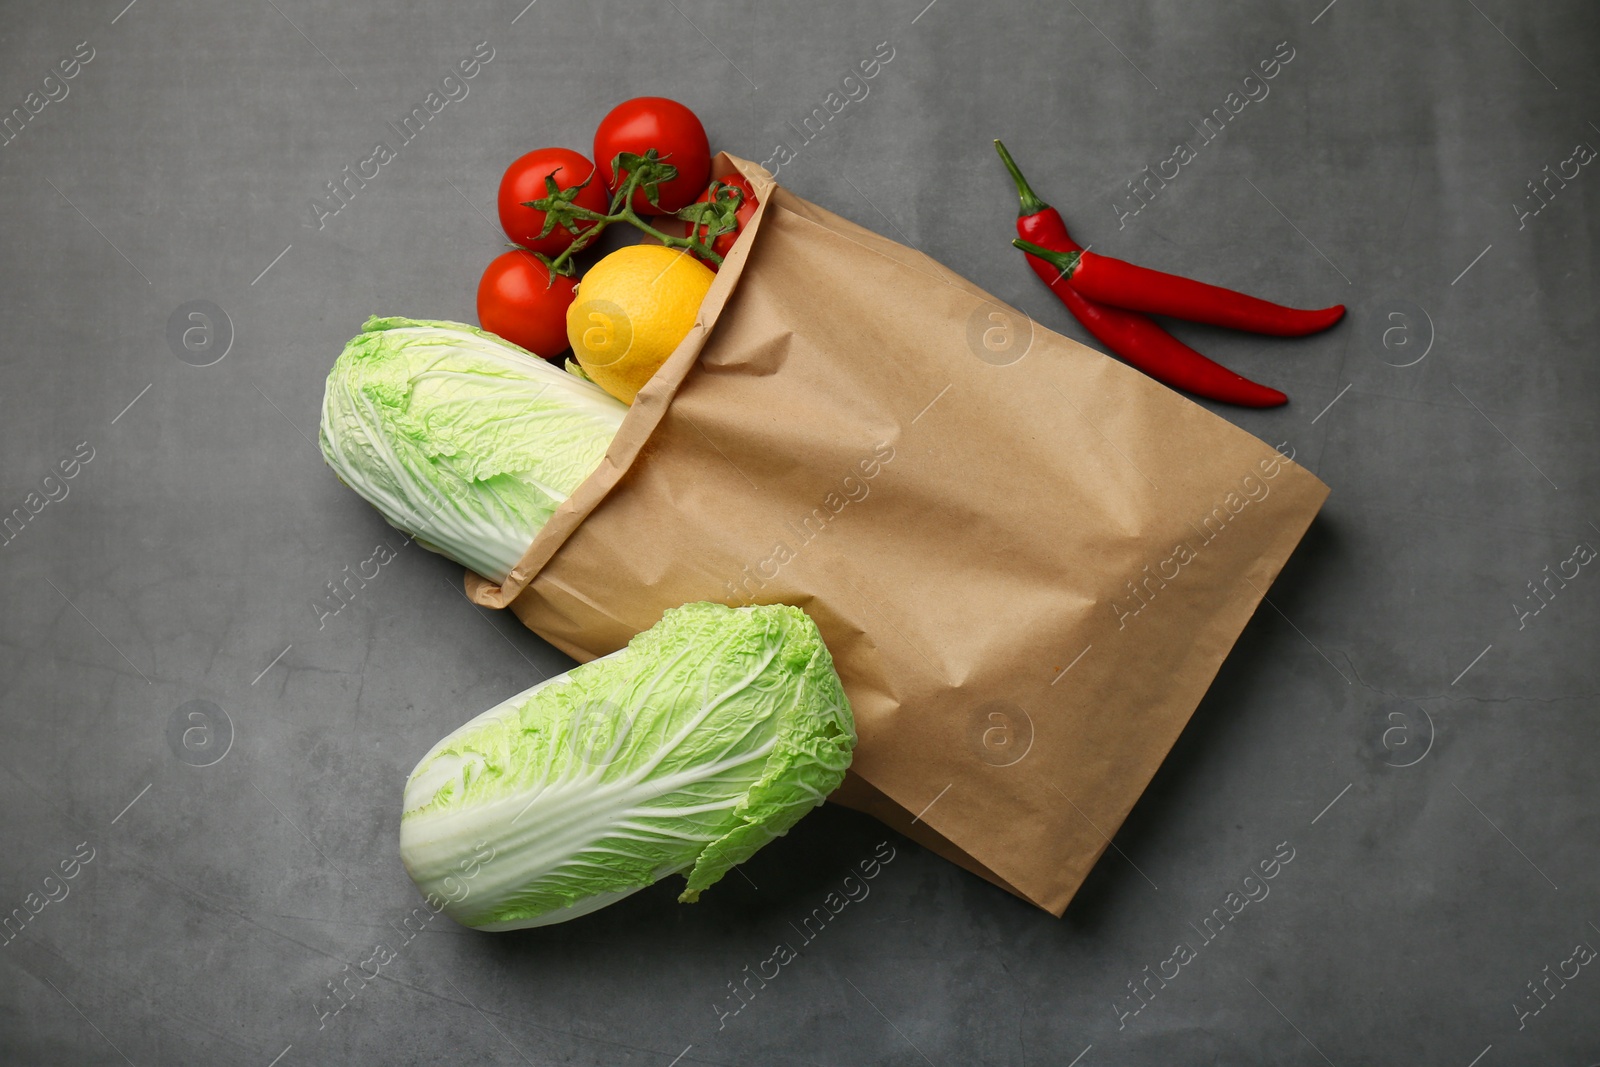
xmin=318 ymin=316 xmax=627 ymax=584
xmin=399 ymin=602 xmax=857 ymax=930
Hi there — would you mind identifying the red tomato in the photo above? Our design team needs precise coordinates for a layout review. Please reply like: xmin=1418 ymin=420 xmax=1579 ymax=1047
xmin=497 ymin=147 xmax=609 ymax=256
xmin=477 ymin=251 xmax=577 ymax=358
xmin=593 ymin=97 xmax=711 ymax=215
xmin=689 ymin=175 xmax=759 ymax=268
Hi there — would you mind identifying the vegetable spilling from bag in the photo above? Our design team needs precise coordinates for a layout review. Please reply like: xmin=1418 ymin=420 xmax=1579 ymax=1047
xmin=309 ymin=95 xmax=1336 ymax=926
xmin=318 ymin=316 xmax=626 ymax=585
xmin=477 ymin=95 xmax=758 ymax=407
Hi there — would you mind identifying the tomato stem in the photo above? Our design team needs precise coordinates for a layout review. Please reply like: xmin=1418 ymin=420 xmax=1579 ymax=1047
xmin=532 ymin=153 xmax=737 ymax=283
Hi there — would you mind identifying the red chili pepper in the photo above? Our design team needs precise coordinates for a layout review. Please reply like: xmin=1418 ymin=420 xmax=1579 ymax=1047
xmin=1020 ymin=241 xmax=1345 ymax=337
xmin=995 ymin=141 xmax=1287 ymax=408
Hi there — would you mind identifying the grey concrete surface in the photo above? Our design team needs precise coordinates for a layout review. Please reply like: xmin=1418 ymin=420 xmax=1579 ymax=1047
xmin=1 ymin=0 xmax=1596 ymax=1063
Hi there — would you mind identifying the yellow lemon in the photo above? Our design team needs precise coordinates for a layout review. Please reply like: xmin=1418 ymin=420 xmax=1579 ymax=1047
xmin=566 ymin=245 xmax=715 ymax=404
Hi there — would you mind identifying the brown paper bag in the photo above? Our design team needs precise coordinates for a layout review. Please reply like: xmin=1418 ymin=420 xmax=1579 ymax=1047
xmin=466 ymin=153 xmax=1328 ymax=916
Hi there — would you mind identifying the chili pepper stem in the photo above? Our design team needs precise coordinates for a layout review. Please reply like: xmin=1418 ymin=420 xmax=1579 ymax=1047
xmin=1012 ymin=238 xmax=1080 ymax=279
xmin=993 ymin=140 xmax=1050 ymax=218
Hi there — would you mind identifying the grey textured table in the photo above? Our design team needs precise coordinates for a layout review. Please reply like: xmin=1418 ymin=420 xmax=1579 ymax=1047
xmin=2 ymin=1 xmax=1596 ymax=1063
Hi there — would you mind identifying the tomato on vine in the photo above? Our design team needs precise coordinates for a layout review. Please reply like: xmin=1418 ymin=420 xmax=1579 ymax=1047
xmin=497 ymin=148 xmax=609 ymax=256
xmin=477 ymin=250 xmax=577 ymax=358
xmin=687 ymin=175 xmax=758 ymax=267
xmin=593 ymin=97 xmax=710 ymax=214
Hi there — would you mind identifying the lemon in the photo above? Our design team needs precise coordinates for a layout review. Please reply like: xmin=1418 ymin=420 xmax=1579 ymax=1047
xmin=567 ymin=245 xmax=715 ymax=404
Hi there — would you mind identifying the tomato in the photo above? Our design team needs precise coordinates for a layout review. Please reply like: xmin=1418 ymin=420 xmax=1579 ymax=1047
xmin=497 ymin=147 xmax=609 ymax=257
xmin=593 ymin=97 xmax=711 ymax=215
xmin=688 ymin=175 xmax=758 ymax=268
xmin=477 ymin=251 xmax=578 ymax=358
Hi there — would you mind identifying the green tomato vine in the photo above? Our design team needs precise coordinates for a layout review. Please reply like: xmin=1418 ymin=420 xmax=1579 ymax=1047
xmin=525 ymin=150 xmax=747 ymax=280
